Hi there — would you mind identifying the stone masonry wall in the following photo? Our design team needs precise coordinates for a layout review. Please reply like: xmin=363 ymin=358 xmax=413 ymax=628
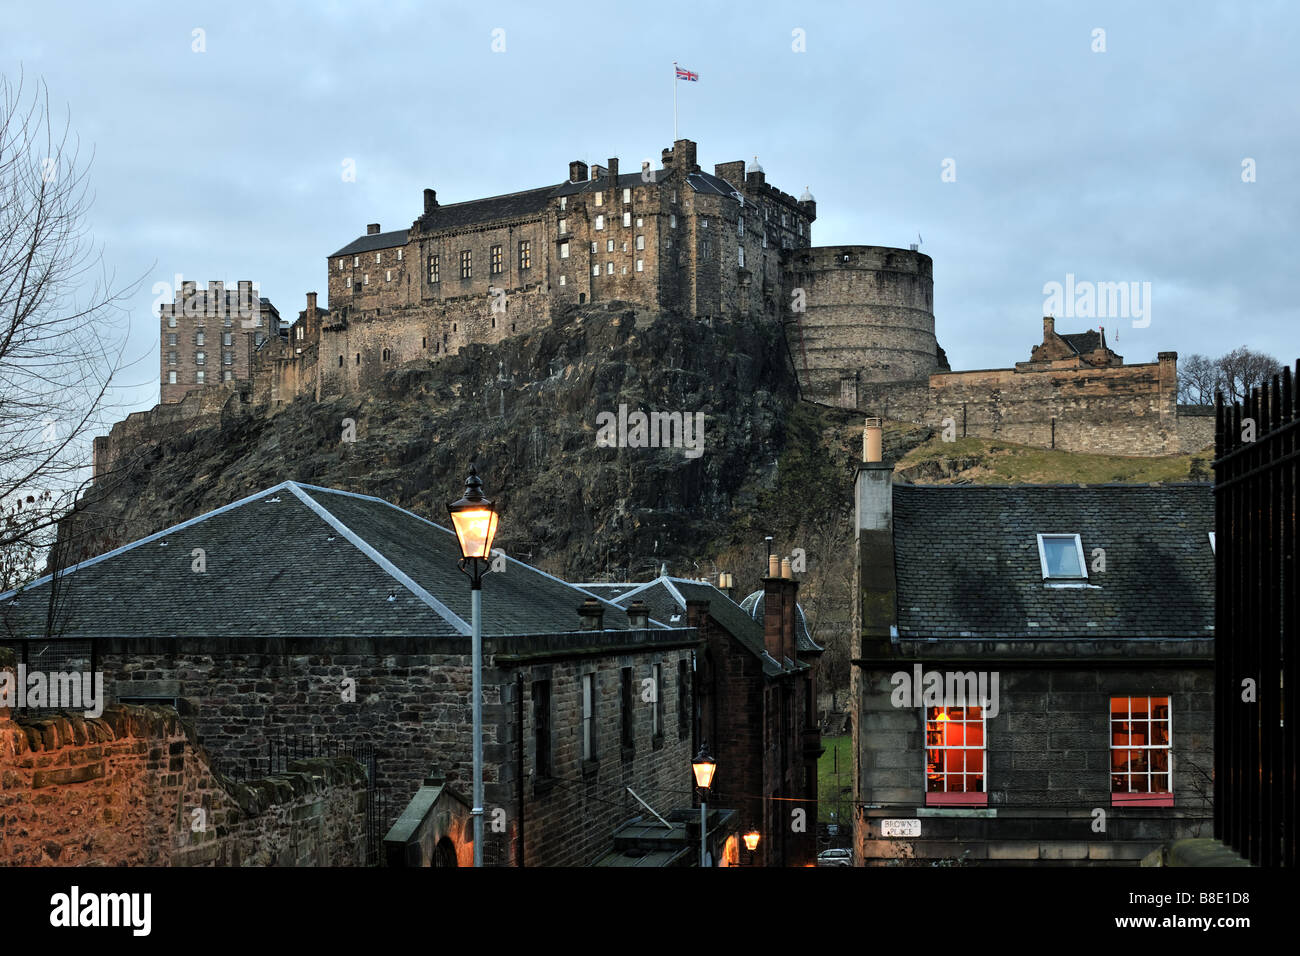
xmin=0 ymin=685 xmax=367 ymax=866
xmin=854 ymin=663 xmax=1213 ymax=865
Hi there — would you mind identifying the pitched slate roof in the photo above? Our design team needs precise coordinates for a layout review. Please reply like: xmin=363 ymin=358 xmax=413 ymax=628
xmin=892 ymin=483 xmax=1214 ymax=639
xmin=330 ymin=229 xmax=410 ymax=258
xmin=0 ymin=482 xmax=650 ymax=641
xmin=611 ymin=577 xmax=790 ymax=676
xmin=1060 ymin=330 xmax=1103 ymax=355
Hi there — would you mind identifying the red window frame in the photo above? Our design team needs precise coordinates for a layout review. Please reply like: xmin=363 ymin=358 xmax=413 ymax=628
xmin=925 ymin=706 xmax=987 ymax=807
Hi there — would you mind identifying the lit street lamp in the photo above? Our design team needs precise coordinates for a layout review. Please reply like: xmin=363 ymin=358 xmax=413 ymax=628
xmin=743 ymin=829 xmax=761 ymax=865
xmin=692 ymin=744 xmax=717 ymax=868
xmin=448 ymin=463 xmax=500 ymax=868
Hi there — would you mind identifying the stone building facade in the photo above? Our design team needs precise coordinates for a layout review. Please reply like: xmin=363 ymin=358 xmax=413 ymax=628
xmin=159 ymin=280 xmax=280 ymax=404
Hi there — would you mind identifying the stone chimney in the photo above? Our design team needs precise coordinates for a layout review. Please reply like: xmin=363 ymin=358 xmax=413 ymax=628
xmin=578 ymin=597 xmax=605 ymax=631
xmin=763 ymin=551 xmax=799 ymax=666
xmin=367 ymin=223 xmax=380 ymax=235
xmin=661 ymin=146 xmax=674 ymax=169
xmin=306 ymin=292 xmax=317 ymax=316
xmin=1043 ymin=315 xmax=1055 ymax=339
xmin=607 ymin=157 xmax=619 ymax=184
xmin=673 ymin=139 xmax=699 ymax=172
xmin=569 ymin=160 xmax=588 ymax=184
xmin=424 ymin=188 xmax=438 ymax=214
xmin=854 ymin=422 xmax=896 ymax=660
xmin=714 ymin=161 xmax=744 ymax=190
xmin=590 ymin=164 xmax=607 ymax=181
xmin=626 ymin=599 xmax=649 ymax=629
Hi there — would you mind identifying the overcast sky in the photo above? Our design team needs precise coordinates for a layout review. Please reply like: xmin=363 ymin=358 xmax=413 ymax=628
xmin=4 ymin=0 xmax=1296 ymax=418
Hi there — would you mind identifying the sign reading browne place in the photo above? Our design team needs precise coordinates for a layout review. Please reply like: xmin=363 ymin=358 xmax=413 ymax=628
xmin=880 ymin=819 xmax=921 ymax=837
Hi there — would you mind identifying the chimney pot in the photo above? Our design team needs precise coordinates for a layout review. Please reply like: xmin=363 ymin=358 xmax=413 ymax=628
xmin=864 ymin=417 xmax=883 ymax=463
xmin=366 ymin=223 xmax=380 ymax=235
xmin=626 ymin=599 xmax=650 ymax=629
xmin=768 ymin=554 xmax=780 ymax=578
xmin=424 ymin=188 xmax=438 ymax=214
xmin=781 ymin=557 xmax=792 ymax=579
xmin=578 ymin=597 xmax=605 ymax=631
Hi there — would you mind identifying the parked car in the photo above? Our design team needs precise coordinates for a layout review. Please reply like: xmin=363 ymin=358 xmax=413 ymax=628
xmin=817 ymin=848 xmax=852 ymax=867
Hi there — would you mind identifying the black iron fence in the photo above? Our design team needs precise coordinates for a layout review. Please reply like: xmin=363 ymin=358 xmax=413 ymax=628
xmin=1214 ymin=360 xmax=1298 ymax=867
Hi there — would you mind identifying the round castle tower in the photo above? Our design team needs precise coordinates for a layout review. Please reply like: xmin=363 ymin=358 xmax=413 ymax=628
xmin=786 ymin=245 xmax=939 ymax=405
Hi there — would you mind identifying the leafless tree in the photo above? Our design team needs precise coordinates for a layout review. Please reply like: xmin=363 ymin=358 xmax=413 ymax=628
xmin=1176 ymin=353 xmax=1219 ymax=406
xmin=1215 ymin=346 xmax=1284 ymax=405
xmin=0 ymin=71 xmax=139 ymax=598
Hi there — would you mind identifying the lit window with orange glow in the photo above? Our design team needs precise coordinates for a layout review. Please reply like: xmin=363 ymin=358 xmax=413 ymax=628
xmin=925 ymin=706 xmax=986 ymax=806
xmin=1111 ymin=697 xmax=1172 ymax=806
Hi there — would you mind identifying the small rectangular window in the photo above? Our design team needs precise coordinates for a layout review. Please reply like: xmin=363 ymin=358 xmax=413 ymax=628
xmin=606 ymin=239 xmax=614 ymax=253
xmin=428 ymin=254 xmax=440 ymax=283
xmin=223 ymin=351 xmax=232 ymax=365
xmin=558 ymin=218 xmax=567 ymax=234
xmin=196 ymin=370 xmax=205 ymax=384
xmin=167 ymin=333 xmax=177 ymax=346
xmin=636 ymin=217 xmax=643 ymax=228
xmin=620 ymin=667 xmax=634 ymax=752
xmin=223 ymin=332 xmax=232 ymax=346
xmin=622 ymin=187 xmax=631 ymax=204
xmin=196 ymin=331 xmax=205 ymax=346
xmin=592 ymin=265 xmax=600 ymax=276
xmin=460 ymin=250 xmax=472 ymax=279
xmin=375 ymin=252 xmax=381 ymax=263
xmin=195 ymin=351 xmax=205 ymax=365
xmin=590 ymin=241 xmax=598 ymax=254
xmin=636 ymin=235 xmax=644 ymax=250
xmin=622 ymin=212 xmax=631 ymax=227
xmin=559 ymin=241 xmax=570 ymax=259
xmin=560 ymin=196 xmax=567 ymax=211
xmin=582 ymin=673 xmax=596 ymax=761
xmin=1209 ymin=532 xmax=1216 ymax=552
xmin=397 ymin=249 xmax=403 ymax=261
xmin=1037 ymin=534 xmax=1087 ymax=579
xmin=363 ymin=273 xmax=369 ymax=285
xmin=490 ymin=244 xmax=503 ymax=275
xmin=167 ymin=351 xmax=176 ymax=365
xmin=338 ymin=260 xmax=343 ymax=271
xmin=702 ymin=218 xmax=708 ymax=228
xmin=594 ymin=191 xmax=603 ymax=206
xmin=519 ymin=238 xmax=531 ymax=269
xmin=533 ymin=680 xmax=553 ymax=778
xmin=678 ymin=660 xmax=690 ymax=738
xmin=167 ymin=315 xmax=176 ymax=328
xmin=606 ymin=261 xmax=614 ymax=275
xmin=926 ymin=705 xmax=986 ymax=806
xmin=385 ymin=269 xmax=392 ymax=281
xmin=635 ymin=259 xmax=643 ymax=272
xmin=168 ymin=370 xmax=177 ymax=384
xmin=595 ymin=215 xmax=605 ymax=231
xmin=1111 ymin=697 xmax=1172 ymax=805
xmin=223 ymin=370 xmax=232 ymax=381
xmin=652 ymin=663 xmax=663 ymax=737
xmin=559 ymin=274 xmax=566 ymax=285
xmin=739 ymin=247 xmax=745 ymax=267
xmin=354 ymin=256 xmax=360 ymax=267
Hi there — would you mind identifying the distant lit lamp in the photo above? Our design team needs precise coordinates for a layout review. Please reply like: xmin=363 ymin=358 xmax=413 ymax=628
xmin=448 ymin=463 xmax=500 ymax=868
xmin=743 ymin=830 xmax=761 ymax=852
xmin=692 ymin=744 xmax=717 ymax=867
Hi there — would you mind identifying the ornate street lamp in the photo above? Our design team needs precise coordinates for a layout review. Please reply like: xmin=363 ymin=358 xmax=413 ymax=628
xmin=448 ymin=463 xmax=500 ymax=867
xmin=743 ymin=830 xmax=761 ymax=852
xmin=692 ymin=744 xmax=717 ymax=867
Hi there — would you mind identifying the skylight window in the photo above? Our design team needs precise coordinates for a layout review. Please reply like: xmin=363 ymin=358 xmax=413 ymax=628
xmin=1037 ymin=534 xmax=1087 ymax=579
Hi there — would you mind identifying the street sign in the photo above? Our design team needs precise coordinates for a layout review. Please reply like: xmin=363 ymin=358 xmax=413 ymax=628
xmin=880 ymin=819 xmax=921 ymax=837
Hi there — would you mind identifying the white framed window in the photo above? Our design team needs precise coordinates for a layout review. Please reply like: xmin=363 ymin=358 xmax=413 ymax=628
xmin=559 ymin=274 xmax=567 ymax=286
xmin=353 ymin=256 xmax=360 ymax=267
xmin=337 ymin=259 xmax=343 ymax=271
xmin=595 ymin=214 xmax=605 ymax=230
xmin=702 ymin=218 xmax=708 ymax=228
xmin=926 ymin=705 xmax=986 ymax=806
xmin=582 ymin=674 xmax=595 ymax=761
xmin=375 ymin=252 xmax=381 ymax=263
xmin=397 ymin=249 xmax=403 ymax=261
xmin=167 ymin=351 xmax=176 ymax=365
xmin=636 ymin=216 xmax=643 ymax=228
xmin=606 ymin=261 xmax=614 ymax=274
xmin=195 ymin=351 xmax=205 ymax=365
xmin=798 ymin=222 xmax=804 ymax=236
xmin=606 ymin=239 xmax=614 ymax=252
xmin=559 ymin=218 xmax=567 ymax=234
xmin=223 ymin=332 xmax=232 ymax=346
xmin=738 ymin=218 xmax=744 ymax=236
xmin=762 ymin=232 xmax=768 ymax=249
xmin=635 ymin=258 xmax=643 ymax=272
xmin=223 ymin=351 xmax=232 ymax=365
xmin=386 ymin=270 xmax=392 ymax=281
xmin=592 ymin=265 xmax=600 ymax=276
xmin=167 ymin=333 xmax=177 ymax=346
xmin=196 ymin=370 xmax=205 ymax=383
xmin=168 ymin=371 xmax=177 ymax=384
xmin=671 ymin=189 xmax=677 ymax=203
xmin=196 ymin=331 xmax=205 ymax=346
xmin=223 ymin=370 xmax=233 ymax=381
xmin=636 ymin=235 xmax=645 ymax=250
xmin=670 ymin=214 xmax=677 ymax=228
xmin=590 ymin=241 xmax=598 ymax=254
xmin=622 ymin=212 xmax=631 ymax=227
xmin=594 ymin=191 xmax=603 ymax=206
xmin=1111 ymin=696 xmax=1172 ymax=805
xmin=739 ymin=247 xmax=745 ymax=267
xmin=167 ymin=315 xmax=176 ymax=328
xmin=651 ymin=663 xmax=663 ymax=736
xmin=363 ymin=274 xmax=369 ymax=285
xmin=1036 ymin=534 xmax=1087 ymax=580
xmin=622 ymin=187 xmax=631 ymax=204
xmin=559 ymin=241 xmax=570 ymax=259
xmin=560 ymin=196 xmax=567 ymax=211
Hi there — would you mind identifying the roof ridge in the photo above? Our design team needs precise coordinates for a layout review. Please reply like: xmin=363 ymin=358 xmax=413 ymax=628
xmin=284 ymin=483 xmax=470 ymax=635
xmin=0 ymin=480 xmax=298 ymax=602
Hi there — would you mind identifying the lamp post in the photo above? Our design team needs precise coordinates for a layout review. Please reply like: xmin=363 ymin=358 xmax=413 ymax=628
xmin=692 ymin=744 xmax=717 ymax=868
xmin=448 ymin=463 xmax=500 ymax=868
xmin=743 ymin=829 xmax=761 ymax=866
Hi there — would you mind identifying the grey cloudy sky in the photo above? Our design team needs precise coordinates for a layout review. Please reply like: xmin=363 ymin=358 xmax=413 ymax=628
xmin=4 ymin=0 xmax=1296 ymax=418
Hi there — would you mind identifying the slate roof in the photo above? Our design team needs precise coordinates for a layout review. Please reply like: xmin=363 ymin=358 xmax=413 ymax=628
xmin=330 ymin=229 xmax=410 ymax=258
xmin=737 ymin=590 xmax=824 ymax=653
xmin=891 ymin=483 xmax=1215 ymax=640
xmin=1060 ymin=330 xmax=1103 ymax=355
xmin=0 ymin=482 xmax=653 ymax=641
xmin=611 ymin=577 xmax=792 ymax=676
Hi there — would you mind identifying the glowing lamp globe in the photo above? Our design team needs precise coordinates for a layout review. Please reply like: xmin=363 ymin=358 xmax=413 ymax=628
xmin=743 ymin=831 xmax=761 ymax=852
xmin=447 ymin=464 xmax=499 ymax=561
xmin=692 ymin=746 xmax=717 ymax=791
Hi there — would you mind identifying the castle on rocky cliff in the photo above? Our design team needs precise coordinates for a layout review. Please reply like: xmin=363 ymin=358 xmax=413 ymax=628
xmin=94 ymin=137 xmax=1211 ymax=482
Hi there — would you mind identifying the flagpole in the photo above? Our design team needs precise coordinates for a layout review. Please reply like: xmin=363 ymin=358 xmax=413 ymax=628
xmin=673 ymin=61 xmax=678 ymax=142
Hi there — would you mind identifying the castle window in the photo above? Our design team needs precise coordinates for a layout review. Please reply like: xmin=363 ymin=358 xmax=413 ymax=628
xmin=636 ymin=235 xmax=644 ymax=250
xmin=195 ymin=351 xmax=205 ymax=365
xmin=590 ymin=241 xmax=598 ymax=254
xmin=701 ymin=239 xmax=711 ymax=257
xmin=1111 ymin=697 xmax=1172 ymax=805
xmin=223 ymin=370 xmax=232 ymax=382
xmin=595 ymin=215 xmax=605 ymax=231
xmin=606 ymin=239 xmax=614 ymax=253
xmin=635 ymin=258 xmax=643 ymax=272
xmin=559 ymin=275 xmax=566 ymax=286
xmin=296 ymin=326 xmax=303 ymax=341
xmin=560 ymin=196 xmax=567 ymax=211
xmin=622 ymin=187 xmax=631 ymax=204
xmin=671 ymin=190 xmax=677 ymax=203
xmin=621 ymin=241 xmax=628 ymax=253
xmin=460 ymin=250 xmax=472 ymax=279
xmin=670 ymin=214 xmax=677 ymax=228
xmin=559 ymin=241 xmax=570 ymax=259
xmin=167 ymin=333 xmax=177 ymax=346
xmin=167 ymin=314 xmax=176 ymax=328
xmin=1036 ymin=534 xmax=1087 ymax=581
xmin=622 ymin=212 xmax=631 ymax=227
xmin=168 ymin=370 xmax=177 ymax=385
xmin=363 ymin=274 xmax=369 ymax=285
xmin=702 ymin=218 xmax=708 ymax=228
xmin=224 ymin=352 xmax=232 ymax=365
xmin=382 ymin=348 xmax=390 ymax=361
xmin=533 ymin=679 xmax=553 ymax=779
xmin=453 ymin=323 xmax=457 ymax=332
xmin=223 ymin=332 xmax=232 ymax=346
xmin=636 ymin=216 xmax=643 ymax=228
xmin=558 ymin=218 xmax=567 ymax=234
xmin=428 ymin=255 xmax=439 ymax=283
xmin=338 ymin=260 xmax=343 ymax=270
xmin=397 ymin=249 xmax=403 ymax=261
xmin=167 ymin=351 xmax=176 ymax=365
xmin=582 ymin=673 xmax=596 ymax=761
xmin=490 ymin=245 xmax=503 ymax=275
xmin=606 ymin=262 xmax=614 ymax=275
xmin=762 ymin=232 xmax=768 ymax=249
xmin=386 ymin=270 xmax=392 ymax=282
xmin=375 ymin=252 xmax=381 ymax=263
xmin=591 ymin=265 xmax=600 ymax=277
xmin=738 ymin=217 xmax=744 ymax=237
xmin=339 ymin=355 xmax=344 ymax=366
xmin=356 ymin=354 xmax=361 ymax=364
xmin=519 ymin=240 xmax=531 ymax=270
xmin=354 ymin=256 xmax=359 ymax=267
xmin=782 ymin=213 xmax=788 ymax=227
xmin=196 ymin=370 xmax=205 ymax=383
xmin=434 ymin=342 xmax=440 ymax=353
xmin=594 ymin=191 xmax=603 ymax=206
xmin=738 ymin=247 xmax=745 ymax=268
xmin=196 ymin=331 xmax=205 ymax=346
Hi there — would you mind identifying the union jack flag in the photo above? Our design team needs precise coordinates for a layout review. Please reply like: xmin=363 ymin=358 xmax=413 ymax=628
xmin=675 ymin=66 xmax=699 ymax=81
